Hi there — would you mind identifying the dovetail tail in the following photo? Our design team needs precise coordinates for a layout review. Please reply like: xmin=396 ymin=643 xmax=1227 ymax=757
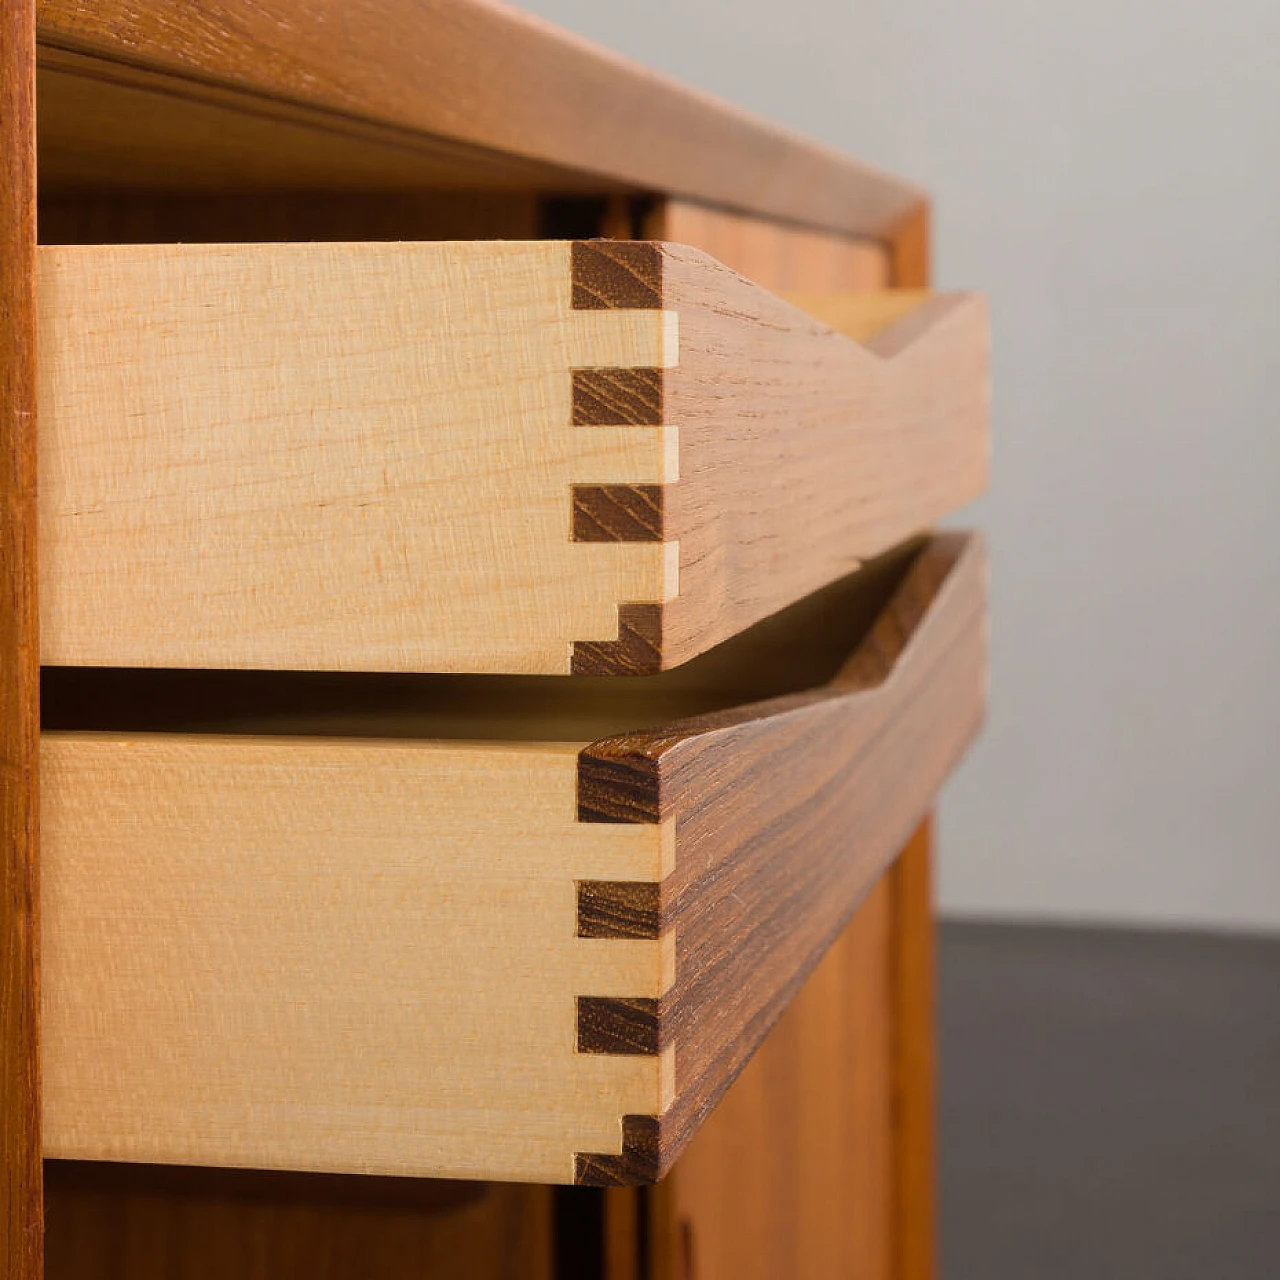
xmin=576 ymin=746 xmax=662 ymax=823
xmin=577 ymin=880 xmax=662 ymax=939
xmin=571 ymin=603 xmax=662 ymax=677
xmin=571 ymin=241 xmax=663 ymax=310
xmin=567 ymin=242 xmax=667 ymax=670
xmin=576 ymin=997 xmax=661 ymax=1056
xmin=571 ymin=484 xmax=663 ymax=543
xmin=571 ymin=367 xmax=664 ymax=425
xmin=574 ymin=1115 xmax=662 ymax=1186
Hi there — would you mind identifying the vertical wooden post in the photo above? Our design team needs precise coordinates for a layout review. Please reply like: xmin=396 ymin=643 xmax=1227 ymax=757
xmin=887 ymin=198 xmax=937 ymax=1280
xmin=888 ymin=818 xmax=937 ymax=1280
xmin=1 ymin=0 xmax=42 ymax=1275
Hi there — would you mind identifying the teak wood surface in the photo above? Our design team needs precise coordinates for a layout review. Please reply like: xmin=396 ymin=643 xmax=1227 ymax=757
xmin=650 ymin=199 xmax=891 ymax=294
xmin=33 ymin=0 xmax=921 ymax=239
xmin=43 ymin=1164 xmax=554 ymax=1280
xmin=630 ymin=201 xmax=944 ymax=1280
xmin=658 ymin=873 xmax=897 ymax=1279
xmin=40 ymin=531 xmax=984 ymax=1186
xmin=574 ymin=533 xmax=984 ymax=1184
xmin=37 ymin=240 xmax=987 ymax=674
xmin=1 ymin=0 xmax=42 ymax=1275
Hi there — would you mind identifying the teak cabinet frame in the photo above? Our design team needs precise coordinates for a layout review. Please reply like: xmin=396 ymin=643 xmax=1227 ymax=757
xmin=2 ymin=1 xmax=951 ymax=1275
xmin=2 ymin=3 xmax=41 ymax=1277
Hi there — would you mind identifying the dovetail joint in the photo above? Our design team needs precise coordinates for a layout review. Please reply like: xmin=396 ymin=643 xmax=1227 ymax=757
xmin=568 ymin=241 xmax=672 ymax=674
xmin=574 ymin=1115 xmax=663 ymax=1186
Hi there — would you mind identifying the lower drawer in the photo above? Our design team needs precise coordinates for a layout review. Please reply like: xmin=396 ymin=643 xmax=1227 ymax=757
xmin=40 ymin=532 xmax=985 ymax=1186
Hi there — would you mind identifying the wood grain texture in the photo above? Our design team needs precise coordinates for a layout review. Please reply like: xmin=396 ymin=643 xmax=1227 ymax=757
xmin=572 ymin=367 xmax=663 ymax=426
xmin=44 ymin=1162 xmax=553 ymax=1280
xmin=37 ymin=240 xmax=985 ymax=674
xmin=41 ymin=736 xmax=673 ymax=1183
xmin=572 ymin=485 xmax=665 ymax=543
xmin=35 ymin=47 xmax=593 ymax=195
xmin=650 ymin=198 xmax=890 ymax=293
xmin=890 ymin=818 xmax=937 ymax=1280
xmin=34 ymin=0 xmax=921 ymax=237
xmin=0 ymin=0 xmax=42 ymax=1273
xmin=653 ymin=249 xmax=988 ymax=671
xmin=635 ymin=198 xmax=933 ymax=1278
xmin=38 ymin=240 xmax=678 ymax=673
xmin=573 ymin=242 xmax=664 ymax=311
xmin=889 ymin=192 xmax=938 ymax=1280
xmin=577 ymin=998 xmax=661 ymax=1056
xmin=39 ymin=535 xmax=981 ymax=1185
xmin=782 ymin=289 xmax=932 ymax=343
xmin=889 ymin=202 xmax=932 ymax=294
xmin=573 ymin=533 xmax=987 ymax=1182
xmin=656 ymin=879 xmax=896 ymax=1280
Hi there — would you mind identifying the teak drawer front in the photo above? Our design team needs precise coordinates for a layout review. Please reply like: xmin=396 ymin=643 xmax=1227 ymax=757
xmin=38 ymin=239 xmax=987 ymax=674
xmin=40 ymin=532 xmax=985 ymax=1185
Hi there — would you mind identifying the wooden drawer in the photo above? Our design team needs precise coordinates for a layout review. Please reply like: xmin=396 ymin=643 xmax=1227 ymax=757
xmin=38 ymin=239 xmax=986 ymax=674
xmin=40 ymin=530 xmax=985 ymax=1187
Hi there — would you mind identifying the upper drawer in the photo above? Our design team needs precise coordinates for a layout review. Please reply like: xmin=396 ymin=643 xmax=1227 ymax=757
xmin=38 ymin=239 xmax=987 ymax=674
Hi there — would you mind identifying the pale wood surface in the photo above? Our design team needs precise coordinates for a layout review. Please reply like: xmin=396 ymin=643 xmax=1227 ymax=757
xmin=652 ymin=198 xmax=889 ymax=294
xmin=42 ymin=735 xmax=672 ymax=1183
xmin=35 ymin=0 xmax=921 ymax=239
xmin=784 ymin=289 xmax=933 ymax=342
xmin=38 ymin=240 xmax=985 ymax=674
xmin=38 ymin=240 xmax=676 ymax=672
xmin=0 ymin=0 xmax=42 ymax=1273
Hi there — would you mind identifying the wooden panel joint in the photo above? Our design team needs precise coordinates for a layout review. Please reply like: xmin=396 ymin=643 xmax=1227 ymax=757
xmin=576 ymin=881 xmax=662 ymax=940
xmin=571 ymin=241 xmax=663 ymax=310
xmin=568 ymin=242 xmax=674 ymax=674
xmin=571 ymin=366 xmax=663 ymax=426
xmin=576 ymin=998 xmax=661 ymax=1056
xmin=574 ymin=1116 xmax=662 ymax=1187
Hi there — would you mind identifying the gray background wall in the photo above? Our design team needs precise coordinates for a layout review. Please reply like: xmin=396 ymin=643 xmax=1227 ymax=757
xmin=520 ymin=0 xmax=1280 ymax=931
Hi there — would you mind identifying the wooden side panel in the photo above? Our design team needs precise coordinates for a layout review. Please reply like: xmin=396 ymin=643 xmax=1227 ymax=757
xmin=889 ymin=818 xmax=936 ymax=1280
xmin=651 ymin=199 xmax=888 ymax=294
xmin=661 ymin=878 xmax=895 ymax=1280
xmin=44 ymin=1163 xmax=552 ymax=1280
xmin=40 ymin=737 xmax=671 ymax=1183
xmin=37 ymin=240 xmax=676 ymax=673
xmin=0 ymin=0 xmax=42 ymax=1274
xmin=888 ymin=197 xmax=937 ymax=1280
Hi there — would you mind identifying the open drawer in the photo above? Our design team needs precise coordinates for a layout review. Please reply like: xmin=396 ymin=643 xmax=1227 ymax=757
xmin=40 ymin=530 xmax=986 ymax=1186
xmin=38 ymin=239 xmax=987 ymax=674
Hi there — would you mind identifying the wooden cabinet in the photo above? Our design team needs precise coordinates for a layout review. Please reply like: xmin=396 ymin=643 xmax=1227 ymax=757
xmin=1 ymin=2 xmax=986 ymax=1276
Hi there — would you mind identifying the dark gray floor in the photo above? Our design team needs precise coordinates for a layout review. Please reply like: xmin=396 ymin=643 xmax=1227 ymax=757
xmin=940 ymin=923 xmax=1280 ymax=1280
